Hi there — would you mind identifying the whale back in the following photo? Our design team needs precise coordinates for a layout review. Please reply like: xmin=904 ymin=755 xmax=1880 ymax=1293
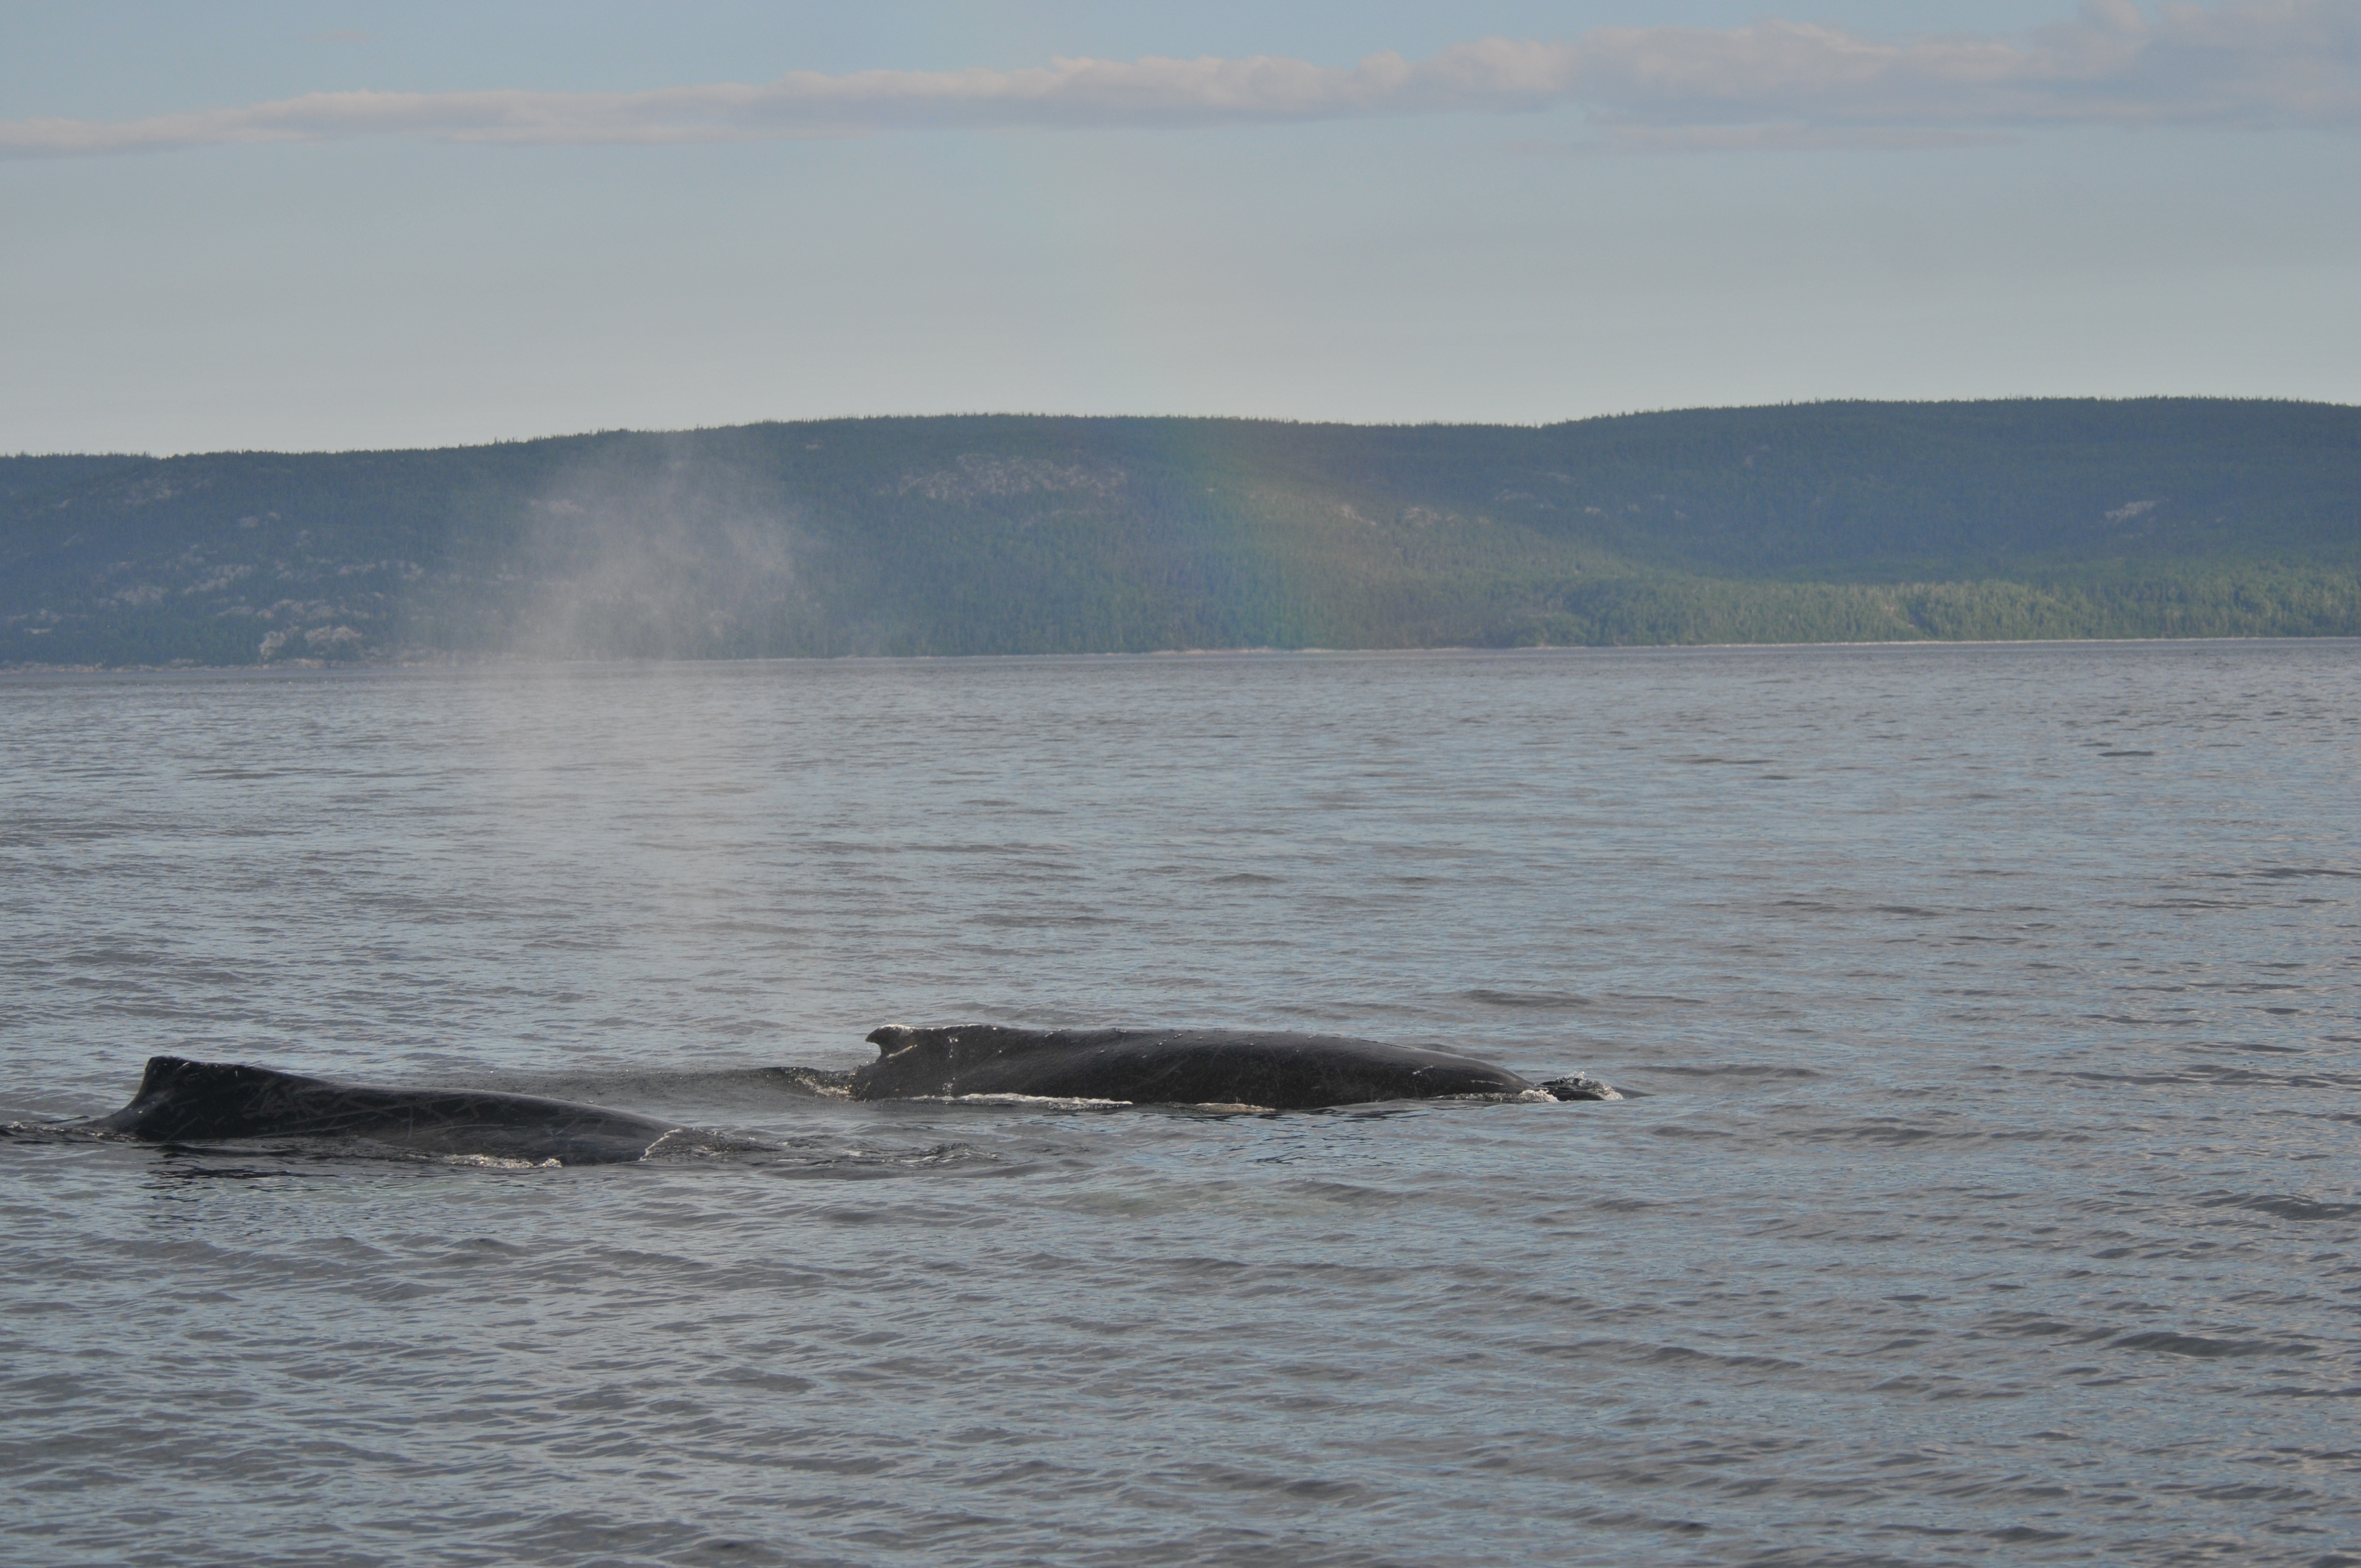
xmin=91 ymin=1055 xmax=681 ymax=1164
xmin=858 ymin=1025 xmax=1539 ymax=1109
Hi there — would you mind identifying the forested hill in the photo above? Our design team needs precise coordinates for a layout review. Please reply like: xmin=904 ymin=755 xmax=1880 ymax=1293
xmin=5 ymin=399 xmax=2358 ymax=666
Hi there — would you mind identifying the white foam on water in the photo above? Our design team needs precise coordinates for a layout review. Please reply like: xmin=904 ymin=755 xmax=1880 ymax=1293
xmin=928 ymin=1093 xmax=1135 ymax=1109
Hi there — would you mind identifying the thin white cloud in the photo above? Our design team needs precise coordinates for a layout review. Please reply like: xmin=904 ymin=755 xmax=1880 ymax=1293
xmin=1568 ymin=0 xmax=2361 ymax=132
xmin=1526 ymin=126 xmax=2022 ymax=156
xmin=3 ymin=1 xmax=2355 ymax=158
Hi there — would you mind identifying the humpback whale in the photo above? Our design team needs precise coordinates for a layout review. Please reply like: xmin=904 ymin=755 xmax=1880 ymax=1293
xmin=792 ymin=1025 xmax=1620 ymax=1110
xmin=88 ymin=1056 xmax=683 ymax=1164
xmin=74 ymin=1032 xmax=1612 ymax=1162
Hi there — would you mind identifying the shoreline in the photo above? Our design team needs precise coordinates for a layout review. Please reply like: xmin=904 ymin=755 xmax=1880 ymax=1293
xmin=6 ymin=633 xmax=2355 ymax=678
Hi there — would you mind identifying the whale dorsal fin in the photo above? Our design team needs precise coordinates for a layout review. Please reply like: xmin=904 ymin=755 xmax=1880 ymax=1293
xmin=130 ymin=1056 xmax=315 ymax=1103
xmin=134 ymin=1055 xmax=204 ymax=1098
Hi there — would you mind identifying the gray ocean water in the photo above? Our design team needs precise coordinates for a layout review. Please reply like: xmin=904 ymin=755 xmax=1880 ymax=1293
xmin=3 ymin=641 xmax=2358 ymax=1567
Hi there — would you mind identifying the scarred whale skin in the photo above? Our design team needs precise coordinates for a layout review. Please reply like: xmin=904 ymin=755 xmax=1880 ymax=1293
xmin=89 ymin=1056 xmax=683 ymax=1164
xmin=828 ymin=1025 xmax=1619 ymax=1110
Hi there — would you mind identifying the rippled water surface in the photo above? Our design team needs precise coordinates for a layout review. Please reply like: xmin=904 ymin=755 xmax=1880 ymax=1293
xmin=4 ymin=643 xmax=2359 ymax=1566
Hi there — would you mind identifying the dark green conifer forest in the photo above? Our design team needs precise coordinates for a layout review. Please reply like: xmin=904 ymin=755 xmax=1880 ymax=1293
xmin=4 ymin=399 xmax=2355 ymax=665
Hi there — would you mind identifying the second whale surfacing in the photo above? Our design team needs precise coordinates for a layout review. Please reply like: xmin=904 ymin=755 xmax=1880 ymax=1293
xmin=791 ymin=1025 xmax=1620 ymax=1110
xmin=89 ymin=1056 xmax=685 ymax=1164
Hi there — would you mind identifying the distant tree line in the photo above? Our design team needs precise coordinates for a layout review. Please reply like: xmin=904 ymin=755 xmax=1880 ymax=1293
xmin=5 ymin=400 xmax=2355 ymax=666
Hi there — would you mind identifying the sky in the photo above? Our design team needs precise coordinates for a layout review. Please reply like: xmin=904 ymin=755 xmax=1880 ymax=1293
xmin=4 ymin=1 xmax=2359 ymax=454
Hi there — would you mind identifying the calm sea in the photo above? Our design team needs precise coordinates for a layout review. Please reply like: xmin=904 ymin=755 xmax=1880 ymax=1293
xmin=3 ymin=643 xmax=2358 ymax=1567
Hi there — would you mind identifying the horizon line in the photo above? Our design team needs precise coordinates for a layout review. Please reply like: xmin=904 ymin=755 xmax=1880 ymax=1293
xmin=10 ymin=393 xmax=2354 ymax=462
